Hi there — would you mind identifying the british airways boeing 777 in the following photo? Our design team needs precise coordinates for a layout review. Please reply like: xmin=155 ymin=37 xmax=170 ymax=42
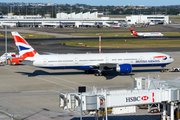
xmin=11 ymin=32 xmax=174 ymax=76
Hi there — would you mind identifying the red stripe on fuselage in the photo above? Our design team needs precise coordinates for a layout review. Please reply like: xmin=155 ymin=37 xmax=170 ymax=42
xmin=13 ymin=35 xmax=29 ymax=45
xmin=153 ymin=56 xmax=167 ymax=58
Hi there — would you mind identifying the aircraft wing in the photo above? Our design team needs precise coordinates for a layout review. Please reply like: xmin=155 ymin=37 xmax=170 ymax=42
xmin=93 ymin=63 xmax=118 ymax=69
xmin=43 ymin=52 xmax=58 ymax=55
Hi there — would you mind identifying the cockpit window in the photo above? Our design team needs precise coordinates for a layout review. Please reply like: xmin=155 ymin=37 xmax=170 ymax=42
xmin=169 ymin=56 xmax=171 ymax=58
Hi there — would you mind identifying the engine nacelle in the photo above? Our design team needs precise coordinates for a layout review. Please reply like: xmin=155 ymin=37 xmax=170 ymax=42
xmin=116 ymin=64 xmax=132 ymax=73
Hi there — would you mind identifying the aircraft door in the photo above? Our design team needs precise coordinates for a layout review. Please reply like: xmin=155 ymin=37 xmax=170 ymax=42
xmin=139 ymin=56 xmax=143 ymax=66
xmin=105 ymin=57 xmax=109 ymax=63
xmin=139 ymin=56 xmax=143 ymax=60
xmin=74 ymin=58 xmax=79 ymax=65
xmin=43 ymin=58 xmax=48 ymax=66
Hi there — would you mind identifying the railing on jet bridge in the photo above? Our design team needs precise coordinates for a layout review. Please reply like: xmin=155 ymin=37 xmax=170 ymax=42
xmin=59 ymin=76 xmax=180 ymax=120
xmin=134 ymin=75 xmax=166 ymax=90
xmin=59 ymin=87 xmax=179 ymax=111
xmin=59 ymin=77 xmax=180 ymax=120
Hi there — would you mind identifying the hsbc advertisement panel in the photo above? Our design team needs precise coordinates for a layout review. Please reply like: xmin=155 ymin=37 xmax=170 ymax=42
xmin=108 ymin=92 xmax=155 ymax=107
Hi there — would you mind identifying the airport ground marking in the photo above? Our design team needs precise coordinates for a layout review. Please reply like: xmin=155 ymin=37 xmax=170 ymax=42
xmin=3 ymin=66 xmax=79 ymax=90
xmin=2 ymin=67 xmax=17 ymax=71
xmin=18 ymin=66 xmax=92 ymax=89
xmin=50 ymin=76 xmax=92 ymax=89
xmin=0 ymin=100 xmax=49 ymax=120
xmin=35 ymin=77 xmax=75 ymax=90
xmin=18 ymin=66 xmax=77 ymax=89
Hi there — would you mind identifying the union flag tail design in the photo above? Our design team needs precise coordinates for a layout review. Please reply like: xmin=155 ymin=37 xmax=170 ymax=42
xmin=129 ymin=28 xmax=138 ymax=36
xmin=11 ymin=32 xmax=38 ymax=58
xmin=11 ymin=32 xmax=38 ymax=64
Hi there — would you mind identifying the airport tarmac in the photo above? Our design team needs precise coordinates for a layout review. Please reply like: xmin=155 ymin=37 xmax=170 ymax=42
xmin=0 ymin=27 xmax=179 ymax=119
xmin=0 ymin=25 xmax=180 ymax=39
xmin=0 ymin=51 xmax=179 ymax=120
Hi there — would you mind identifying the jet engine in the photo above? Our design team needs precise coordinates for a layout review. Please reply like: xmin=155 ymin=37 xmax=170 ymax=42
xmin=116 ymin=64 xmax=132 ymax=73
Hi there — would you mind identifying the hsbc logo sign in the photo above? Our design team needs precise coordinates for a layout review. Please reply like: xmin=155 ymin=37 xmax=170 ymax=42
xmin=126 ymin=96 xmax=140 ymax=102
xmin=141 ymin=96 xmax=149 ymax=101
xmin=126 ymin=96 xmax=149 ymax=102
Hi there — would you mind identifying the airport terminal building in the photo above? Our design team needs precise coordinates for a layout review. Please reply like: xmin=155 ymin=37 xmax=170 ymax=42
xmin=0 ymin=12 xmax=125 ymax=28
xmin=126 ymin=15 xmax=169 ymax=25
xmin=0 ymin=12 xmax=169 ymax=28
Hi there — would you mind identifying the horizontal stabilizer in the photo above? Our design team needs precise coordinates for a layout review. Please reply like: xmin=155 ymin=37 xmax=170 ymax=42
xmin=19 ymin=60 xmax=34 ymax=65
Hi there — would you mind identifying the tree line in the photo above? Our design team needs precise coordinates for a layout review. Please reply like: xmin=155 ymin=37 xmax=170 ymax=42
xmin=0 ymin=4 xmax=179 ymax=17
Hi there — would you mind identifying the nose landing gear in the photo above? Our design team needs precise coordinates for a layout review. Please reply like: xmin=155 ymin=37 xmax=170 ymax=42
xmin=160 ymin=65 xmax=167 ymax=72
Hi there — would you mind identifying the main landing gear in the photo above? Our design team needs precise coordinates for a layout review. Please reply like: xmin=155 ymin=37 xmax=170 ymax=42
xmin=94 ymin=72 xmax=102 ymax=76
xmin=94 ymin=70 xmax=104 ymax=76
xmin=85 ymin=70 xmax=104 ymax=76
xmin=160 ymin=69 xmax=164 ymax=72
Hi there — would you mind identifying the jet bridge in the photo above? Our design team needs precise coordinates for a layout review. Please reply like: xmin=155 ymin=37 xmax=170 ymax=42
xmin=59 ymin=76 xmax=180 ymax=120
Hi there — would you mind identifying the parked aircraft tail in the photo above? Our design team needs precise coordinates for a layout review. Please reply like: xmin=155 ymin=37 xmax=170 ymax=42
xmin=11 ymin=32 xmax=38 ymax=64
xmin=129 ymin=28 xmax=138 ymax=36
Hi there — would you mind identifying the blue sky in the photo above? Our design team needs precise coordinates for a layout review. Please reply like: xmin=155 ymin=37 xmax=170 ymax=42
xmin=1 ymin=0 xmax=180 ymax=6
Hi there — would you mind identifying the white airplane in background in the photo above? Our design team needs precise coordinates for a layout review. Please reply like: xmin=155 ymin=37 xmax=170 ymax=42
xmin=11 ymin=32 xmax=174 ymax=76
xmin=129 ymin=28 xmax=164 ymax=38
xmin=0 ymin=52 xmax=19 ymax=65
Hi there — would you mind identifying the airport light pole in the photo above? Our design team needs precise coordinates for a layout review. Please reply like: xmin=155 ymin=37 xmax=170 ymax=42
xmin=71 ymin=5 xmax=72 ymax=19
xmin=5 ymin=26 xmax=7 ymax=65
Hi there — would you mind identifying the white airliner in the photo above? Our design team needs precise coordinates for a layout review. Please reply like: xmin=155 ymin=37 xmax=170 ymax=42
xmin=11 ymin=32 xmax=174 ymax=76
xmin=129 ymin=28 xmax=164 ymax=37
xmin=0 ymin=52 xmax=18 ymax=64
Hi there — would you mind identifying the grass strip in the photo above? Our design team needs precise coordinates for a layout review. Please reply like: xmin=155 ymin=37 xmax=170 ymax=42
xmin=70 ymin=32 xmax=180 ymax=37
xmin=0 ymin=34 xmax=54 ymax=39
xmin=60 ymin=39 xmax=180 ymax=48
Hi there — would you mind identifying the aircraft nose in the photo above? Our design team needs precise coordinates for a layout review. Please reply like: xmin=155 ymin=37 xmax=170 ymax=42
xmin=171 ymin=58 xmax=174 ymax=62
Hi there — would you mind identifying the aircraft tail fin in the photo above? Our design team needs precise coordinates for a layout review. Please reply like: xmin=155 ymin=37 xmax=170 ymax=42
xmin=11 ymin=32 xmax=38 ymax=58
xmin=129 ymin=28 xmax=138 ymax=36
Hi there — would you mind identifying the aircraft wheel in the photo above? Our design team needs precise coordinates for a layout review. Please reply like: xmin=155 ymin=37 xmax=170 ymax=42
xmin=85 ymin=70 xmax=89 ymax=74
xmin=99 ymin=73 xmax=102 ymax=76
xmin=85 ymin=70 xmax=94 ymax=74
xmin=89 ymin=70 xmax=94 ymax=74
xmin=160 ymin=69 xmax=164 ymax=72
xmin=94 ymin=73 xmax=99 ymax=76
